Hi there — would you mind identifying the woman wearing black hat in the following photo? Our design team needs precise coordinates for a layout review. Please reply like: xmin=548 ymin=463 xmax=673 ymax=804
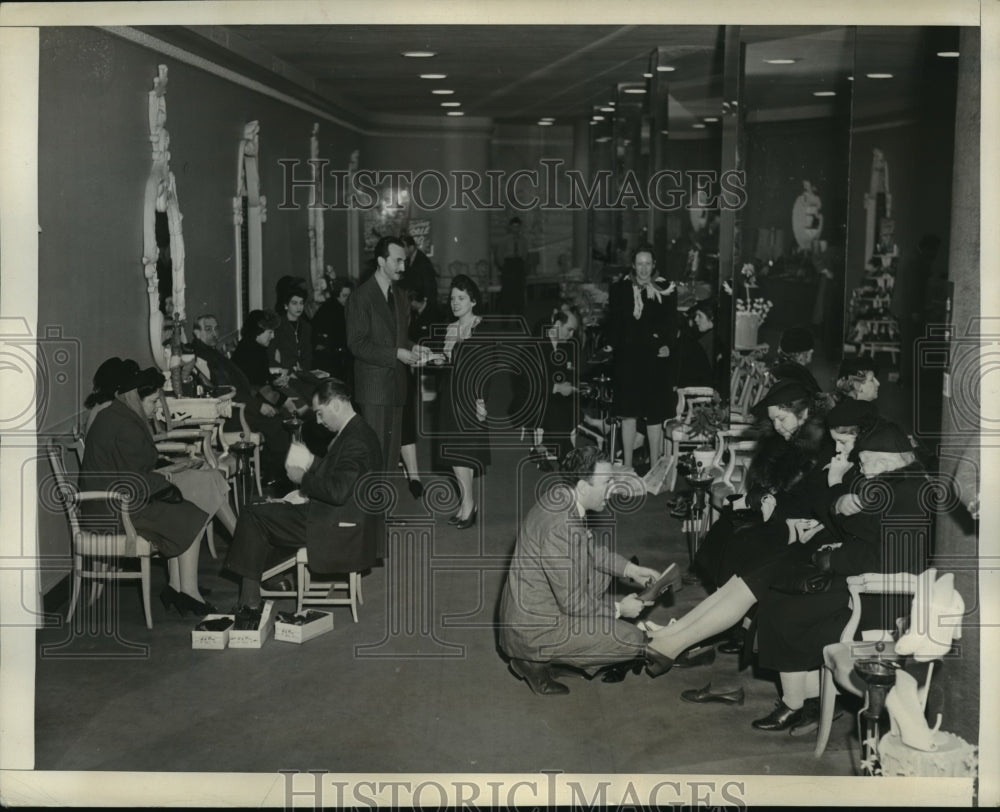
xmin=646 ymin=420 xmax=928 ymax=732
xmin=834 ymin=356 xmax=881 ymax=402
xmin=771 ymin=326 xmax=821 ymax=394
xmin=81 ymin=365 xmax=216 ymax=616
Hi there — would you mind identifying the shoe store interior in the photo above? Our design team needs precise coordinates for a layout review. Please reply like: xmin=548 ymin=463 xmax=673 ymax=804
xmin=0 ymin=11 xmax=990 ymax=807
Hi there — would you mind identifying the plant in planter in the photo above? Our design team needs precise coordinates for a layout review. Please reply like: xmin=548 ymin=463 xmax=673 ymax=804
xmin=676 ymin=394 xmax=729 ymax=481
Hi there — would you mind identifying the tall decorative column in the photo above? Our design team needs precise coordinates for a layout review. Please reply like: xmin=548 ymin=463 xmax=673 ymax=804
xmin=308 ymin=123 xmax=326 ymax=299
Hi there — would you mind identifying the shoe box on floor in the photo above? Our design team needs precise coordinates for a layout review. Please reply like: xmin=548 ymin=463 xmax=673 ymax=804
xmin=229 ymin=600 xmax=277 ymax=649
xmin=191 ymin=614 xmax=235 ymax=650
xmin=274 ymin=610 xmax=334 ymax=644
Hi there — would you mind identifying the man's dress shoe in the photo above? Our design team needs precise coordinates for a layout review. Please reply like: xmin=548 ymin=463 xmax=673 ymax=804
xmin=508 ymin=659 xmax=570 ymax=696
xmin=680 ymin=683 xmax=745 ymax=706
xmin=751 ymin=701 xmax=803 ymax=731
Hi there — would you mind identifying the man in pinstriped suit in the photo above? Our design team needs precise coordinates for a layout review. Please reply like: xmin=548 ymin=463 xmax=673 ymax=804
xmin=346 ymin=237 xmax=434 ymax=544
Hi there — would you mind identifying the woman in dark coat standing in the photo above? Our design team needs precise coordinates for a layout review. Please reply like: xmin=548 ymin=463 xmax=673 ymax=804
xmin=81 ymin=366 xmax=213 ymax=615
xmin=606 ymin=244 xmax=677 ymax=469
xmin=431 ymin=274 xmax=494 ymax=529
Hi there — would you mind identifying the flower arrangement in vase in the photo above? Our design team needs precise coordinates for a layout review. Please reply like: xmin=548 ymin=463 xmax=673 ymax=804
xmin=735 ymin=263 xmax=773 ymax=348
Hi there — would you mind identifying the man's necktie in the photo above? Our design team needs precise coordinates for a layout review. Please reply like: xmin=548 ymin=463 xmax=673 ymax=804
xmin=386 ymin=286 xmax=396 ymax=324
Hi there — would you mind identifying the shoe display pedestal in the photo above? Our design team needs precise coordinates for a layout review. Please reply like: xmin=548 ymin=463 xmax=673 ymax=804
xmin=878 ymin=730 xmax=977 ymax=777
xmin=275 ymin=610 xmax=334 ymax=644
xmin=229 ymin=600 xmax=276 ymax=649
xmin=191 ymin=615 xmax=235 ymax=650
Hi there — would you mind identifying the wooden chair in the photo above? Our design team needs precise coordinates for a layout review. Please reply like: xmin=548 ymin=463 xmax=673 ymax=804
xmin=260 ymin=548 xmax=364 ymax=622
xmin=814 ymin=571 xmax=924 ymax=758
xmin=47 ymin=440 xmax=156 ymax=629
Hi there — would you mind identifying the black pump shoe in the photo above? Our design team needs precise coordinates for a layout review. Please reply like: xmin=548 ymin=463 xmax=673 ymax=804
xmin=455 ymin=507 xmax=477 ymax=529
xmin=447 ymin=514 xmax=461 ymax=525
xmin=644 ymin=647 xmax=675 ymax=678
xmin=173 ymin=592 xmax=217 ymax=618
xmin=159 ymin=585 xmax=179 ymax=612
xmin=408 ymin=479 xmax=423 ymax=499
xmin=751 ymin=701 xmax=803 ymax=731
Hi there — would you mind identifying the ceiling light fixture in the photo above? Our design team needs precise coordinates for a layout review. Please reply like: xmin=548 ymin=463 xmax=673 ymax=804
xmin=692 ymin=123 xmax=706 ymax=129
xmin=866 ymin=73 xmax=894 ymax=79
xmin=592 ymin=115 xmax=605 ymax=121
xmin=813 ymin=91 xmax=836 ymax=97
xmin=624 ymin=88 xmax=646 ymax=95
xmin=420 ymin=73 xmax=447 ymax=79
xmin=441 ymin=102 xmax=461 ymax=107
xmin=656 ymin=65 xmax=675 ymax=72
xmin=540 ymin=117 xmax=555 ymax=122
xmin=847 ymin=76 xmax=854 ymax=81
xmin=937 ymin=51 xmax=960 ymax=58
xmin=538 ymin=121 xmax=553 ymax=126
xmin=660 ymin=129 xmax=669 ymax=135
xmin=600 ymin=106 xmax=614 ymax=113
xmin=402 ymin=51 xmax=437 ymax=58
xmin=446 ymin=111 xmax=464 ymax=116
xmin=765 ymin=58 xmax=798 ymax=65
xmin=704 ymin=117 xmax=719 ymax=122
xmin=643 ymin=72 xmax=653 ymax=79
xmin=431 ymin=89 xmax=455 ymax=95
xmin=595 ymin=136 xmax=611 ymax=143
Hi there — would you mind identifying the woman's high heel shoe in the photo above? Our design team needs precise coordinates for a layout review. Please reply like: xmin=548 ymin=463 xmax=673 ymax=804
xmin=885 ymin=670 xmax=941 ymax=751
xmin=159 ymin=585 xmax=179 ymax=612
xmin=173 ymin=592 xmax=217 ymax=618
xmin=455 ymin=507 xmax=477 ymax=530
xmin=644 ymin=646 xmax=675 ymax=678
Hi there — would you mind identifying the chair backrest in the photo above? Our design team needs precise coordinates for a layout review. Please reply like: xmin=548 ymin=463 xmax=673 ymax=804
xmin=841 ymin=571 xmax=920 ymax=643
xmin=673 ymin=386 xmax=717 ymax=423
xmin=46 ymin=440 xmax=82 ymax=538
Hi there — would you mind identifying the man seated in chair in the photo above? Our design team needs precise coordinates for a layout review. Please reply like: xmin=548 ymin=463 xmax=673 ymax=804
xmin=191 ymin=313 xmax=291 ymax=484
xmin=224 ymin=378 xmax=383 ymax=625
xmin=498 ymin=446 xmax=665 ymax=695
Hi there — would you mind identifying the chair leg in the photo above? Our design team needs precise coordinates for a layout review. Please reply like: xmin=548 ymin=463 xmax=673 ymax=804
xmin=67 ymin=555 xmax=83 ymax=623
xmin=296 ymin=558 xmax=307 ymax=615
xmin=356 ymin=574 xmax=364 ymax=606
xmin=140 ymin=555 xmax=153 ymax=629
xmin=90 ymin=561 xmax=108 ymax=605
xmin=350 ymin=572 xmax=360 ymax=623
xmin=253 ymin=447 xmax=263 ymax=497
xmin=814 ymin=665 xmax=837 ymax=758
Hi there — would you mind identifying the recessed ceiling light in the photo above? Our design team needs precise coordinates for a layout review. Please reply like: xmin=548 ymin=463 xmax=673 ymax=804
xmin=441 ymin=102 xmax=461 ymax=107
xmin=607 ymin=101 xmax=616 ymax=106
xmin=704 ymin=117 xmax=719 ymax=122
xmin=538 ymin=121 xmax=553 ymax=126
xmin=595 ymin=136 xmax=611 ymax=143
xmin=643 ymin=72 xmax=653 ymax=79
xmin=589 ymin=120 xmax=597 ymax=126
xmin=656 ymin=65 xmax=676 ymax=72
xmin=765 ymin=58 xmax=798 ymax=65
xmin=847 ymin=76 xmax=854 ymax=81
xmin=540 ymin=117 xmax=555 ymax=122
xmin=660 ymin=129 xmax=669 ymax=135
xmin=446 ymin=111 xmax=464 ymax=116
xmin=624 ymin=88 xmax=646 ymax=95
xmin=813 ymin=91 xmax=836 ymax=97
xmin=600 ymin=106 xmax=614 ymax=113
xmin=866 ymin=73 xmax=894 ymax=79
xmin=402 ymin=51 xmax=437 ymax=58
xmin=592 ymin=115 xmax=605 ymax=121
xmin=692 ymin=123 xmax=706 ymax=129
xmin=431 ymin=89 xmax=455 ymax=95
xmin=938 ymin=51 xmax=960 ymax=58
xmin=420 ymin=73 xmax=447 ymax=79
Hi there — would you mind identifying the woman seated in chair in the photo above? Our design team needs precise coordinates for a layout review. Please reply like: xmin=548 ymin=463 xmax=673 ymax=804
xmin=81 ymin=365 xmax=219 ymax=616
xmin=646 ymin=420 xmax=928 ymax=733
xmin=693 ymin=379 xmax=836 ymax=591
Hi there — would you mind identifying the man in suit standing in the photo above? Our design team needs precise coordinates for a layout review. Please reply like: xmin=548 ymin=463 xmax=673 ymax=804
xmin=498 ymin=447 xmax=663 ymax=695
xmin=346 ymin=236 xmax=433 ymax=492
xmin=225 ymin=378 xmax=384 ymax=614
xmin=400 ymin=234 xmax=439 ymax=306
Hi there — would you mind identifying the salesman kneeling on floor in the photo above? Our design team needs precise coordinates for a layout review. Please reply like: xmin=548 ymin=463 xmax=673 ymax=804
xmin=225 ymin=378 xmax=383 ymax=627
xmin=498 ymin=446 xmax=671 ymax=695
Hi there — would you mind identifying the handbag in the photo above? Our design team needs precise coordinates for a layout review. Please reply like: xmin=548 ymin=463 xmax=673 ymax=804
xmin=771 ymin=563 xmax=833 ymax=595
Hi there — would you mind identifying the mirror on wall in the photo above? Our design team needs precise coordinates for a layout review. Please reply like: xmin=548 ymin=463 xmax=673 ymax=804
xmin=735 ymin=27 xmax=855 ymax=386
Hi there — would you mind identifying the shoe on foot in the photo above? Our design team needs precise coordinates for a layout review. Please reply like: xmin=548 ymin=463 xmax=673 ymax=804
xmin=788 ymin=696 xmax=843 ymax=736
xmin=673 ymin=644 xmax=717 ymax=669
xmin=508 ymin=659 xmax=570 ymax=696
xmin=680 ymin=683 xmax=746 ymax=706
xmin=752 ymin=701 xmax=803 ymax=731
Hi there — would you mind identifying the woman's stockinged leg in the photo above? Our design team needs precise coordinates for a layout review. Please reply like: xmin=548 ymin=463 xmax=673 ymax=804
xmin=400 ymin=443 xmax=421 ymax=483
xmin=621 ymin=418 xmax=637 ymax=468
xmin=454 ymin=465 xmax=475 ymax=519
xmin=646 ymin=422 xmax=664 ymax=465
xmin=647 ymin=576 xmax=756 ymax=659
xmin=175 ymin=537 xmax=205 ymax=603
